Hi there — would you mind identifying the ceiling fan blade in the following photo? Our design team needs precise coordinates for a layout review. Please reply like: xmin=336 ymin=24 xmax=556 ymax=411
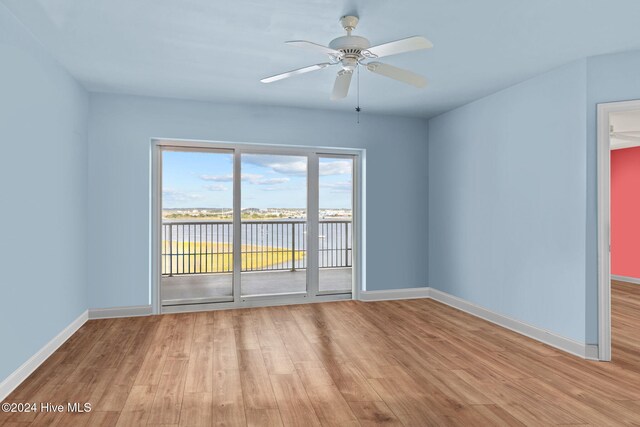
xmin=261 ymin=63 xmax=332 ymax=83
xmin=285 ymin=40 xmax=342 ymax=57
xmin=366 ymin=62 xmax=427 ymax=88
xmin=330 ymin=70 xmax=353 ymax=100
xmin=365 ymin=36 xmax=433 ymax=59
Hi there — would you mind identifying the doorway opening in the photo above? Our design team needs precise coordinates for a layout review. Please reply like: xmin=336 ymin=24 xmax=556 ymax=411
xmin=152 ymin=140 xmax=361 ymax=313
xmin=597 ymin=100 xmax=640 ymax=361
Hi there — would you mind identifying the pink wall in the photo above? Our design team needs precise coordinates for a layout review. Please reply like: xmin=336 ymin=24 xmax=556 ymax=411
xmin=611 ymin=146 xmax=640 ymax=279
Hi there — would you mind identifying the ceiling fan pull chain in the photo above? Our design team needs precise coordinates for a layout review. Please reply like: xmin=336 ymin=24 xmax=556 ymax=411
xmin=355 ymin=65 xmax=361 ymax=124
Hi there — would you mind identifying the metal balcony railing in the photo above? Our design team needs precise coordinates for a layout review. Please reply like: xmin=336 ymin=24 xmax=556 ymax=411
xmin=161 ymin=220 xmax=352 ymax=276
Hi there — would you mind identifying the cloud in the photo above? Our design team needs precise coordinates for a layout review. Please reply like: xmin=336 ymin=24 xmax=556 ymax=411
xmin=163 ymin=188 xmax=204 ymax=201
xmin=253 ymin=177 xmax=289 ymax=185
xmin=200 ymin=159 xmax=350 ymax=181
xmin=204 ymin=184 xmax=227 ymax=191
xmin=321 ymin=181 xmax=352 ymax=193
xmin=200 ymin=174 xmax=232 ymax=182
xmin=320 ymin=160 xmax=352 ymax=176
xmin=242 ymin=154 xmax=307 ymax=176
xmin=241 ymin=173 xmax=264 ymax=183
xmin=199 ymin=173 xmax=286 ymax=185
xmin=242 ymin=155 xmax=351 ymax=177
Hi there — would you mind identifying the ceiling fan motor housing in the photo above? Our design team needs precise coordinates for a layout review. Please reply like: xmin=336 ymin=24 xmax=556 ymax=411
xmin=329 ymin=35 xmax=370 ymax=70
xmin=329 ymin=35 xmax=370 ymax=52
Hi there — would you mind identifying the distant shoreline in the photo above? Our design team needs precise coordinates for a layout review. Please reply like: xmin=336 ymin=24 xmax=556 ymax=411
xmin=162 ymin=216 xmax=352 ymax=222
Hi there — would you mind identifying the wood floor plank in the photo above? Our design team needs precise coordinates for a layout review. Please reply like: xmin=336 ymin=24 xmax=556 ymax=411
xmin=212 ymin=327 xmax=238 ymax=370
xmin=179 ymin=392 xmax=213 ymax=427
xmin=166 ymin=314 xmax=196 ymax=360
xmin=3 ymin=281 xmax=640 ymax=426
xmin=134 ymin=315 xmax=177 ymax=387
xmin=115 ymin=384 xmax=157 ymax=427
xmin=83 ymin=411 xmax=119 ymax=427
xmin=323 ymin=361 xmax=383 ymax=403
xmin=257 ymin=329 xmax=296 ymax=375
xmin=347 ymin=401 xmax=404 ymax=426
xmin=299 ymin=383 xmax=360 ymax=427
xmin=234 ymin=314 xmax=261 ymax=351
xmin=184 ymin=341 xmax=214 ymax=393
xmin=91 ymin=319 xmax=159 ymax=412
xmin=212 ymin=369 xmax=246 ymax=427
xmin=212 ymin=321 xmax=246 ymax=427
xmin=468 ymin=404 xmax=526 ymax=427
xmin=192 ymin=311 xmax=216 ymax=343
xmin=293 ymin=361 xmax=360 ymax=426
xmin=237 ymin=349 xmax=279 ymax=411
xmin=268 ymin=374 xmax=321 ymax=427
xmin=147 ymin=358 xmax=189 ymax=425
xmin=244 ymin=409 xmax=282 ymax=427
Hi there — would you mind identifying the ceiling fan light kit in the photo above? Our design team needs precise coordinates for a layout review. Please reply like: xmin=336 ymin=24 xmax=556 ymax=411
xmin=261 ymin=15 xmax=432 ymax=100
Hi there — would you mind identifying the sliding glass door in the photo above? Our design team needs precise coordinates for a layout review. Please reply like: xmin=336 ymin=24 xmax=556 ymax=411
xmin=318 ymin=156 xmax=354 ymax=294
xmin=161 ymin=148 xmax=234 ymax=305
xmin=240 ymin=153 xmax=308 ymax=297
xmin=158 ymin=144 xmax=356 ymax=309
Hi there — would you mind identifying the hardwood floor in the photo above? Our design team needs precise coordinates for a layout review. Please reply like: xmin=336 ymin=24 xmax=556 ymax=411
xmin=2 ymin=281 xmax=640 ymax=426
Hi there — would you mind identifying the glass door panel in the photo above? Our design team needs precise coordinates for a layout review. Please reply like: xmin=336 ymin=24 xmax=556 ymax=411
xmin=240 ymin=153 xmax=308 ymax=296
xmin=161 ymin=149 xmax=234 ymax=305
xmin=318 ymin=156 xmax=353 ymax=293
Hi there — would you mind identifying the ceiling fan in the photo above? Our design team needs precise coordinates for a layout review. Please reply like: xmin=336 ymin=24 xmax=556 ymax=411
xmin=260 ymin=15 xmax=433 ymax=100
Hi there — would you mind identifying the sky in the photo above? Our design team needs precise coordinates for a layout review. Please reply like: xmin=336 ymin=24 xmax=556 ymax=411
xmin=162 ymin=151 xmax=353 ymax=209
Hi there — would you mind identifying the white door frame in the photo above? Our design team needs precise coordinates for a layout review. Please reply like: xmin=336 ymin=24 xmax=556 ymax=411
xmin=596 ymin=99 xmax=640 ymax=361
xmin=150 ymin=138 xmax=364 ymax=314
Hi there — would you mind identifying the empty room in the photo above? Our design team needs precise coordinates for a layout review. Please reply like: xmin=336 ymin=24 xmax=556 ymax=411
xmin=2 ymin=0 xmax=640 ymax=426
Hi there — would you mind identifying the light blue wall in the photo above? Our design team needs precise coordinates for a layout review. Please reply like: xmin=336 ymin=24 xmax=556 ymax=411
xmin=0 ymin=5 xmax=88 ymax=382
xmin=428 ymin=61 xmax=588 ymax=343
xmin=87 ymin=94 xmax=428 ymax=308
xmin=585 ymin=50 xmax=640 ymax=343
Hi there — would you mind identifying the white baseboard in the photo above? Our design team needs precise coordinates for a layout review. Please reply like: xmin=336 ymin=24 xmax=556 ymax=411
xmin=428 ymin=288 xmax=598 ymax=360
xmin=88 ymin=305 xmax=152 ymax=319
xmin=611 ymin=275 xmax=640 ymax=285
xmin=0 ymin=310 xmax=88 ymax=401
xmin=359 ymin=287 xmax=430 ymax=301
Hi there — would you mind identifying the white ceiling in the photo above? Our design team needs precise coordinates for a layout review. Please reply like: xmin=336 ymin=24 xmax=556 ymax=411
xmin=4 ymin=0 xmax=640 ymax=118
